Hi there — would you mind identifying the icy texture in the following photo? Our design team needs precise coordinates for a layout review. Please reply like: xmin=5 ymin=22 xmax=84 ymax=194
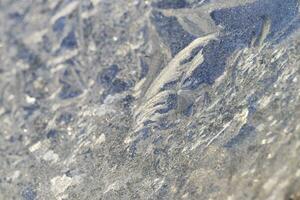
xmin=0 ymin=0 xmax=300 ymax=199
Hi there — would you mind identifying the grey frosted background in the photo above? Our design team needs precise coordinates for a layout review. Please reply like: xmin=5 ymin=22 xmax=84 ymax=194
xmin=0 ymin=0 xmax=300 ymax=199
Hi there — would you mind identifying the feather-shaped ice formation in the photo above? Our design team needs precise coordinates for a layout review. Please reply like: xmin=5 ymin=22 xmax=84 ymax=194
xmin=132 ymin=33 xmax=218 ymax=133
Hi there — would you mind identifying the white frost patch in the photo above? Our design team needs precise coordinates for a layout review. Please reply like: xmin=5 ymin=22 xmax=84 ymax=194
xmin=43 ymin=150 xmax=59 ymax=163
xmin=104 ymin=181 xmax=120 ymax=194
xmin=95 ymin=134 xmax=106 ymax=145
xmin=48 ymin=49 xmax=79 ymax=66
xmin=51 ymin=175 xmax=72 ymax=199
xmin=124 ymin=136 xmax=133 ymax=144
xmin=205 ymin=121 xmax=232 ymax=147
xmin=153 ymin=178 xmax=165 ymax=192
xmin=261 ymin=137 xmax=275 ymax=145
xmin=258 ymin=95 xmax=272 ymax=109
xmin=267 ymin=154 xmax=272 ymax=159
xmin=88 ymin=42 xmax=97 ymax=52
xmin=51 ymin=175 xmax=81 ymax=199
xmin=270 ymin=120 xmax=278 ymax=126
xmin=81 ymin=9 xmax=97 ymax=19
xmin=0 ymin=107 xmax=5 ymax=116
xmin=293 ymin=76 xmax=298 ymax=83
xmin=49 ymin=0 xmax=61 ymax=9
xmin=214 ymin=69 xmax=228 ymax=86
xmin=29 ymin=141 xmax=42 ymax=152
xmin=263 ymin=177 xmax=278 ymax=192
xmin=82 ymin=94 xmax=125 ymax=117
xmin=50 ymin=64 xmax=66 ymax=74
xmin=188 ymin=128 xmax=205 ymax=151
xmin=7 ymin=171 xmax=21 ymax=182
xmin=96 ymin=105 xmax=115 ymax=117
xmin=104 ymin=93 xmax=124 ymax=104
xmin=51 ymin=1 xmax=79 ymax=24
xmin=82 ymin=105 xmax=115 ymax=117
xmin=234 ymin=108 xmax=249 ymax=123
xmin=91 ymin=0 xmax=102 ymax=6
xmin=133 ymin=78 xmax=146 ymax=98
xmin=182 ymin=193 xmax=189 ymax=199
xmin=26 ymin=95 xmax=36 ymax=104
xmin=25 ymin=29 xmax=47 ymax=44
xmin=227 ymin=196 xmax=235 ymax=200
xmin=267 ymin=115 xmax=274 ymax=121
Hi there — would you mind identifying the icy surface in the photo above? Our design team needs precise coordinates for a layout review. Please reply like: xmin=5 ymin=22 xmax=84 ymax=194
xmin=0 ymin=0 xmax=300 ymax=199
